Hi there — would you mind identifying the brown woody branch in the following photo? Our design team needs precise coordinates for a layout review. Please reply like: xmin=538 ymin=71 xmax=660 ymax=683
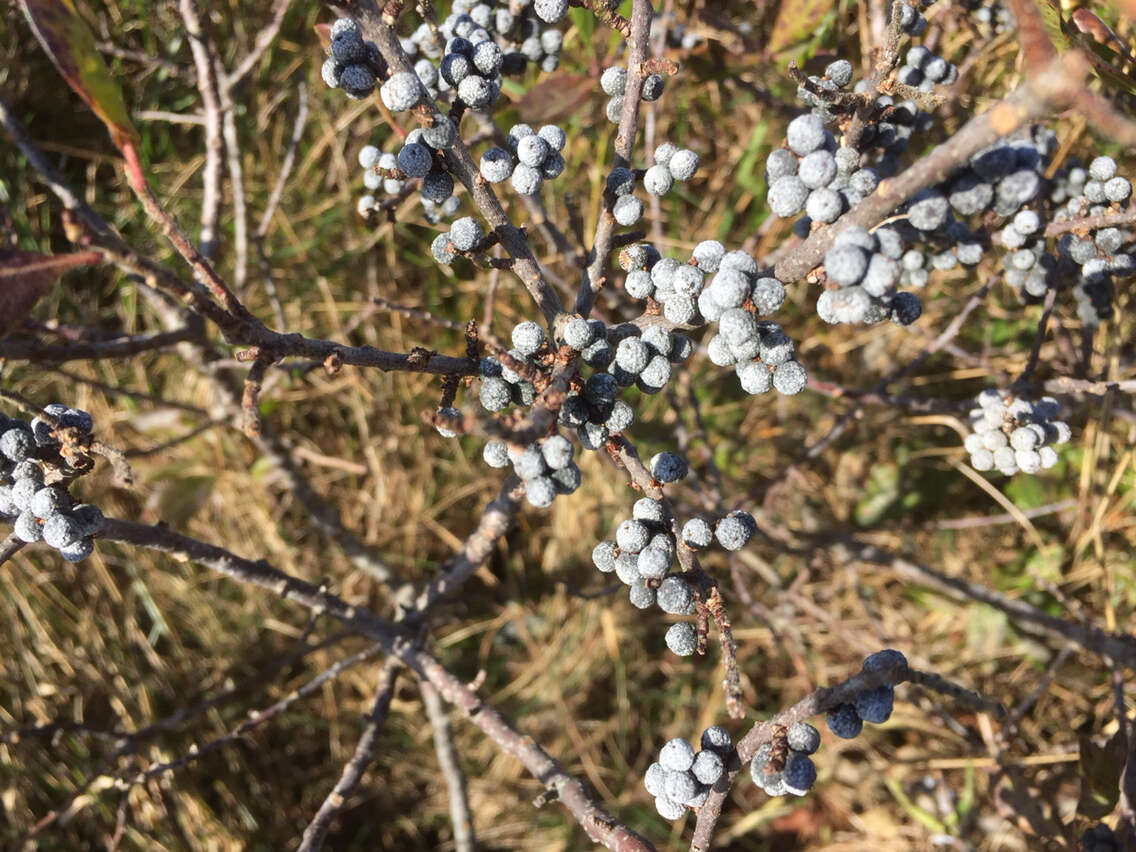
xmin=0 ymin=326 xmax=203 ymax=362
xmin=297 ymin=658 xmax=401 ymax=852
xmin=574 ymin=0 xmax=654 ymax=317
xmin=97 ymin=517 xmax=654 ymax=852
xmin=689 ymin=661 xmax=1003 ymax=851
xmin=770 ymin=52 xmax=1093 ymax=285
xmin=322 ymin=0 xmax=565 ymax=327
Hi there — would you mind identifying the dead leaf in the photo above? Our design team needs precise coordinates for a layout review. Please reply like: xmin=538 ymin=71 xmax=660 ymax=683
xmin=1077 ymin=729 xmax=1127 ymax=820
xmin=509 ymin=73 xmax=595 ymax=125
xmin=0 ymin=248 xmax=101 ymax=335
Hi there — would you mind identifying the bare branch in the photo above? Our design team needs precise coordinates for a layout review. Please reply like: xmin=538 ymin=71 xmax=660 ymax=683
xmin=574 ymin=0 xmax=654 ymax=317
xmin=298 ymin=659 xmax=400 ymax=852
xmin=96 ymin=517 xmax=653 ymax=851
xmin=0 ymin=326 xmax=203 ymax=362
xmin=420 ymin=679 xmax=476 ymax=852
xmin=411 ymin=475 xmax=523 ymax=613
xmin=770 ymin=53 xmax=1091 ymax=284
xmin=0 ymin=532 xmax=25 ymax=566
xmin=225 ymin=0 xmax=294 ymax=90
xmin=256 ymin=83 xmax=308 ymax=328
xmin=843 ymin=539 xmax=1136 ymax=668
xmin=179 ymin=0 xmax=225 ymax=264
xmin=117 ymin=644 xmax=386 ymax=786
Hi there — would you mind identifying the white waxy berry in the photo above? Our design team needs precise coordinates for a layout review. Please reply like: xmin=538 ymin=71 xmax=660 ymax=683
xmin=659 ymin=738 xmax=695 ymax=772
xmin=480 ymin=147 xmax=514 ymax=183
xmin=448 ymin=217 xmax=483 ymax=252
xmin=665 ymin=622 xmax=698 ymax=656
xmin=600 ymin=66 xmax=627 ymax=96
xmin=668 ymin=149 xmax=699 ymax=181
xmin=380 ymin=71 xmax=424 ymax=111
xmin=516 ymin=134 xmax=550 ymax=167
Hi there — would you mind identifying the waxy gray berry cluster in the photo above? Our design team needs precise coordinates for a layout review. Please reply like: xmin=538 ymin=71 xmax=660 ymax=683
xmin=644 ymin=726 xmax=732 ymax=819
xmin=0 ymin=405 xmax=104 ymax=563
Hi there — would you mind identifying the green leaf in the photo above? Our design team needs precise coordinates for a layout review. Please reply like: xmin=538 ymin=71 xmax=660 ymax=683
xmin=855 ymin=462 xmax=900 ymax=526
xmin=20 ymin=0 xmax=140 ymax=150
xmin=766 ymin=0 xmax=834 ymax=56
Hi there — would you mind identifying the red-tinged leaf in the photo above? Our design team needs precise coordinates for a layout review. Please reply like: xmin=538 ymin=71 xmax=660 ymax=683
xmin=314 ymin=21 xmax=332 ymax=52
xmin=1072 ymin=7 xmax=1117 ymax=44
xmin=19 ymin=0 xmax=140 ymax=151
xmin=1034 ymin=2 xmax=1136 ymax=95
xmin=509 ymin=73 xmax=595 ymax=125
xmin=0 ymin=248 xmax=101 ymax=335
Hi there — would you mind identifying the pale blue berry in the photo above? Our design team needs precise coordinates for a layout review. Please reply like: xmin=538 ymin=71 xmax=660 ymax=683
xmin=380 ymin=71 xmax=423 ymax=111
xmin=665 ymin=622 xmax=697 ymax=656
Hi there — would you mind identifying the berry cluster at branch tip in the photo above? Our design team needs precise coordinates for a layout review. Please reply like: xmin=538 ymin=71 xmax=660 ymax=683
xmin=818 ymin=226 xmax=923 ymax=326
xmin=893 ymin=0 xmax=934 ymax=35
xmin=600 ymin=64 xmax=666 ymax=124
xmin=643 ymin=141 xmax=700 ymax=198
xmin=0 ymin=405 xmax=104 ymax=562
xmin=645 ymin=726 xmax=732 ymax=819
xmin=896 ymin=46 xmax=958 ymax=93
xmin=963 ymin=391 xmax=1069 ymax=476
xmin=357 ymin=120 xmax=462 ymax=223
xmin=321 ymin=19 xmax=384 ymax=100
xmin=746 ymin=649 xmax=909 ymax=801
xmin=478 ymin=123 xmax=567 ymax=196
xmin=1050 ymin=155 xmax=1134 ymax=325
xmin=593 ymin=506 xmax=754 ymax=656
xmin=432 ymin=215 xmax=487 ymax=263
xmin=750 ymin=721 xmax=819 ymax=797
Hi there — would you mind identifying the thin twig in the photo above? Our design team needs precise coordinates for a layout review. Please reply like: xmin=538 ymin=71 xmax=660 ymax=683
xmin=225 ymin=0 xmax=294 ymax=90
xmin=0 ymin=533 xmax=26 ymax=566
xmin=256 ymin=82 xmax=308 ymax=329
xmin=179 ymin=0 xmax=225 ymax=264
xmin=839 ymin=538 xmax=1136 ymax=667
xmin=1014 ymin=286 xmax=1058 ymax=386
xmin=420 ymin=679 xmax=477 ymax=852
xmin=98 ymin=517 xmax=653 ymax=851
xmin=574 ymin=0 xmax=653 ymax=317
xmin=117 ymin=644 xmax=385 ymax=786
xmin=689 ymin=662 xmax=1003 ymax=851
xmin=297 ymin=658 xmax=400 ymax=852
xmin=0 ymin=326 xmax=203 ymax=362
xmin=410 ymin=475 xmax=523 ymax=613
xmin=215 ymin=52 xmax=250 ymax=290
